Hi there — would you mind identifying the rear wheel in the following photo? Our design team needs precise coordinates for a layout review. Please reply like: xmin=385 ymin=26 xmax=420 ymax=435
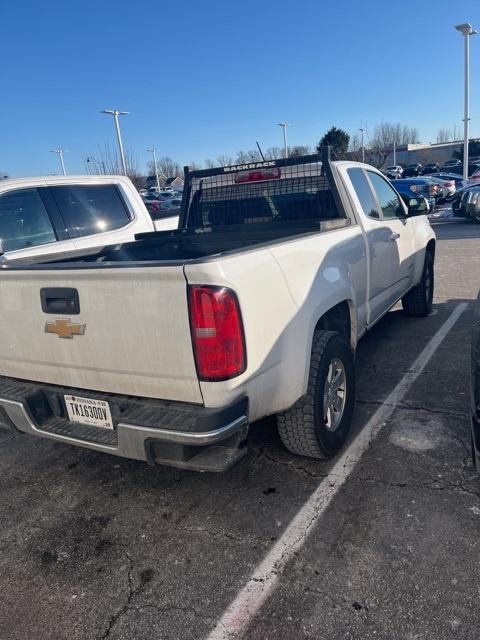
xmin=402 ymin=251 xmax=434 ymax=317
xmin=276 ymin=331 xmax=355 ymax=459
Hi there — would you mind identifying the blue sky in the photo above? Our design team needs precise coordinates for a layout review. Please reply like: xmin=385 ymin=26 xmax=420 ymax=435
xmin=1 ymin=0 xmax=479 ymax=176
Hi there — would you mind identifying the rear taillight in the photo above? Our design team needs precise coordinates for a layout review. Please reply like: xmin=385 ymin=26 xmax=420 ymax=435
xmin=188 ymin=286 xmax=246 ymax=381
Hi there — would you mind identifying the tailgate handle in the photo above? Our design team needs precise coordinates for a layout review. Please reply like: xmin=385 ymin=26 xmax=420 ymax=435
xmin=40 ymin=288 xmax=80 ymax=315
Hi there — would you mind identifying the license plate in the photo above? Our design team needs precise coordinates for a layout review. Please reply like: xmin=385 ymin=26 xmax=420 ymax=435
xmin=64 ymin=395 xmax=114 ymax=430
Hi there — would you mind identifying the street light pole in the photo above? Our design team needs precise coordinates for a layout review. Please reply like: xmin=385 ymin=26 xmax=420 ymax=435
xmin=147 ymin=148 xmax=161 ymax=193
xmin=393 ymin=139 xmax=396 ymax=166
xmin=455 ymin=23 xmax=477 ymax=181
xmin=277 ymin=122 xmax=290 ymax=158
xmin=50 ymin=149 xmax=68 ymax=175
xmin=86 ymin=156 xmax=106 ymax=174
xmin=359 ymin=128 xmax=365 ymax=162
xmin=101 ymin=109 xmax=129 ymax=176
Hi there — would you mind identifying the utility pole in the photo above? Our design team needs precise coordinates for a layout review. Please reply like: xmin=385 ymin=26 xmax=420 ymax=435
xmin=393 ymin=139 xmax=396 ymax=166
xmin=50 ymin=149 xmax=68 ymax=175
xmin=101 ymin=109 xmax=129 ymax=175
xmin=455 ymin=23 xmax=477 ymax=181
xmin=359 ymin=128 xmax=365 ymax=162
xmin=147 ymin=148 xmax=161 ymax=193
xmin=277 ymin=122 xmax=290 ymax=158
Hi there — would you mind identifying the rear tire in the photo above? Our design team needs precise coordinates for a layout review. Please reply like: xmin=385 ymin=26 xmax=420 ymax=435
xmin=276 ymin=330 xmax=355 ymax=459
xmin=402 ymin=251 xmax=434 ymax=317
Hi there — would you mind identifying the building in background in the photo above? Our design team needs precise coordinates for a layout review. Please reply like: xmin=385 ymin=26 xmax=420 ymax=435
xmin=383 ymin=140 xmax=463 ymax=167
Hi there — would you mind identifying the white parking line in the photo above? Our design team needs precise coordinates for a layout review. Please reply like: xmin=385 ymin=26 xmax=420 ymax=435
xmin=206 ymin=303 xmax=468 ymax=640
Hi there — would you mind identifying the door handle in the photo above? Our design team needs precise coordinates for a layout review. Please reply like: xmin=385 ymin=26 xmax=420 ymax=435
xmin=389 ymin=232 xmax=401 ymax=241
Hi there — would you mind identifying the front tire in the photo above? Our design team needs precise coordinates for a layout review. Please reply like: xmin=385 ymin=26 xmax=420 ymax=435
xmin=402 ymin=251 xmax=434 ymax=317
xmin=277 ymin=331 xmax=355 ymax=459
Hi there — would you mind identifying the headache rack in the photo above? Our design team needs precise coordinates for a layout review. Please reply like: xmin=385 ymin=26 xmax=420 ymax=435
xmin=178 ymin=146 xmax=349 ymax=232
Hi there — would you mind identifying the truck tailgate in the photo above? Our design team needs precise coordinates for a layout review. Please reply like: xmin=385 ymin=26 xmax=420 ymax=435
xmin=0 ymin=267 xmax=203 ymax=403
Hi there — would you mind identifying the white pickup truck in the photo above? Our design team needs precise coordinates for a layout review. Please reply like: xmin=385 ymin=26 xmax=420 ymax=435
xmin=0 ymin=150 xmax=436 ymax=471
xmin=0 ymin=174 xmax=178 ymax=263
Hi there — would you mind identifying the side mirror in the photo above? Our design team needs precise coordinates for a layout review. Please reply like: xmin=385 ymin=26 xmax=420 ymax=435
xmin=408 ymin=196 xmax=430 ymax=216
xmin=0 ymin=239 xmax=5 ymax=256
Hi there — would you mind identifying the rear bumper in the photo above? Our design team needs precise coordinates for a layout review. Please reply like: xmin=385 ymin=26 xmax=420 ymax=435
xmin=0 ymin=376 xmax=248 ymax=472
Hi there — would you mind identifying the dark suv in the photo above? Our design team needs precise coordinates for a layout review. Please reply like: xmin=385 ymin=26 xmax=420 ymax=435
xmin=403 ymin=163 xmax=423 ymax=177
xmin=422 ymin=163 xmax=440 ymax=175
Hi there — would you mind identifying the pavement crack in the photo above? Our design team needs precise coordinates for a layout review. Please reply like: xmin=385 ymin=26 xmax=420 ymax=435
xmin=356 ymin=398 xmax=468 ymax=420
xmin=349 ymin=475 xmax=480 ymax=499
xmin=0 ymin=433 xmax=22 ymax=449
xmin=174 ymin=525 xmax=258 ymax=545
xmin=262 ymin=450 xmax=327 ymax=479
xmin=97 ymin=551 xmax=147 ymax=640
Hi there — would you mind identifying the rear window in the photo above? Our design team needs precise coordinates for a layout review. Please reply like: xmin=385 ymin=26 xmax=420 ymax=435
xmin=186 ymin=167 xmax=341 ymax=229
xmin=0 ymin=188 xmax=57 ymax=252
xmin=50 ymin=184 xmax=132 ymax=238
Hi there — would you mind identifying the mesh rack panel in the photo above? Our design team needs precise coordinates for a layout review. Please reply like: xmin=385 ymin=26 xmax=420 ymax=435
xmin=184 ymin=161 xmax=344 ymax=229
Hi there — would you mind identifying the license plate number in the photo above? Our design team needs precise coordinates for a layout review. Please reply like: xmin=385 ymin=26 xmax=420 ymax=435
xmin=64 ymin=395 xmax=113 ymax=430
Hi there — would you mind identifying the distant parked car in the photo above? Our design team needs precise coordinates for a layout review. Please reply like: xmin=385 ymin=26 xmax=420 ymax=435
xmin=384 ymin=165 xmax=403 ymax=179
xmin=469 ymin=168 xmax=480 ymax=183
xmin=426 ymin=176 xmax=456 ymax=201
xmin=393 ymin=178 xmax=437 ymax=209
xmin=442 ymin=163 xmax=480 ymax=177
xmin=452 ymin=185 xmax=480 ymax=222
xmin=430 ymin=172 xmax=469 ymax=190
xmin=422 ymin=163 xmax=440 ymax=175
xmin=441 ymin=159 xmax=462 ymax=170
xmin=142 ymin=195 xmax=180 ymax=222
xmin=403 ymin=163 xmax=423 ymax=177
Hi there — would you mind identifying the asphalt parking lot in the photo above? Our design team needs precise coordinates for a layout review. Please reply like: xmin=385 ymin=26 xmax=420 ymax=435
xmin=1 ymin=215 xmax=479 ymax=640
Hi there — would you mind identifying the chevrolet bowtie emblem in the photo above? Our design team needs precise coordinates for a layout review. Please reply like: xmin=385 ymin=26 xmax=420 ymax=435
xmin=45 ymin=319 xmax=86 ymax=339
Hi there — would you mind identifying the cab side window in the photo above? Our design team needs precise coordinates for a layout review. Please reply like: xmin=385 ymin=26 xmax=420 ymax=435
xmin=347 ymin=168 xmax=380 ymax=219
xmin=0 ymin=189 xmax=57 ymax=251
xmin=367 ymin=172 xmax=405 ymax=220
xmin=49 ymin=184 xmax=132 ymax=238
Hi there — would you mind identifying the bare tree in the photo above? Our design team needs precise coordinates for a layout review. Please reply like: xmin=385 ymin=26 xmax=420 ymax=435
xmin=264 ymin=147 xmax=284 ymax=160
xmin=452 ymin=124 xmax=461 ymax=141
xmin=0 ymin=171 xmax=9 ymax=180
xmin=146 ymin=156 xmax=182 ymax=178
xmin=83 ymin=142 xmax=140 ymax=183
xmin=236 ymin=150 xmax=262 ymax=163
xmin=436 ymin=128 xmax=453 ymax=143
xmin=289 ymin=145 xmax=311 ymax=157
xmin=216 ymin=154 xmax=234 ymax=166
xmin=364 ymin=146 xmax=388 ymax=169
xmin=347 ymin=133 xmax=364 ymax=162
xmin=371 ymin=122 xmax=419 ymax=149
xmin=204 ymin=158 xmax=216 ymax=168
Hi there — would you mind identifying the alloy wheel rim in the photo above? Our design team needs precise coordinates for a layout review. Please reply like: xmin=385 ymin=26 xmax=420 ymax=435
xmin=323 ymin=358 xmax=347 ymax=432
